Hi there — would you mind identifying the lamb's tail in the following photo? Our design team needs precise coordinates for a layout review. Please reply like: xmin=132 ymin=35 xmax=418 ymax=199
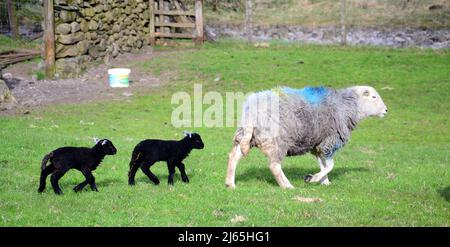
xmin=41 ymin=152 xmax=52 ymax=171
xmin=128 ymin=145 xmax=142 ymax=171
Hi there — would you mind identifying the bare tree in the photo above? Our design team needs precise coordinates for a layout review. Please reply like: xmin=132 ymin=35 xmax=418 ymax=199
xmin=245 ymin=0 xmax=253 ymax=43
xmin=7 ymin=0 xmax=19 ymax=39
xmin=340 ymin=0 xmax=347 ymax=46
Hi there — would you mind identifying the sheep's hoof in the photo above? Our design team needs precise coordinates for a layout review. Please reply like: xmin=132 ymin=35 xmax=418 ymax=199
xmin=54 ymin=190 xmax=63 ymax=195
xmin=304 ymin=174 xmax=314 ymax=183
xmin=37 ymin=188 xmax=45 ymax=193
xmin=225 ymin=183 xmax=236 ymax=189
xmin=73 ymin=187 xmax=82 ymax=193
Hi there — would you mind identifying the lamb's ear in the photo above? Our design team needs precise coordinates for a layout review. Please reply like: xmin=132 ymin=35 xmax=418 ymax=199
xmin=101 ymin=140 xmax=108 ymax=146
xmin=93 ymin=137 xmax=100 ymax=144
xmin=183 ymin=130 xmax=192 ymax=138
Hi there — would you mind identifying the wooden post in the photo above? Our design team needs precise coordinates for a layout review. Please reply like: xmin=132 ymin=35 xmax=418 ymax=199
xmin=194 ymin=0 xmax=203 ymax=44
xmin=6 ymin=0 xmax=19 ymax=39
xmin=340 ymin=0 xmax=347 ymax=46
xmin=44 ymin=0 xmax=55 ymax=77
xmin=149 ymin=0 xmax=155 ymax=45
xmin=245 ymin=0 xmax=253 ymax=43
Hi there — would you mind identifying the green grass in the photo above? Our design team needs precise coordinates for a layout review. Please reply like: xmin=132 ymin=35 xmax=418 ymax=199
xmin=1 ymin=41 xmax=449 ymax=226
xmin=203 ymin=0 xmax=450 ymax=29
xmin=0 ymin=35 xmax=41 ymax=52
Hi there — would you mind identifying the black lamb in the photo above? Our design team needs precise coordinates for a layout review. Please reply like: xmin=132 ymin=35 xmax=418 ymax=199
xmin=128 ymin=132 xmax=204 ymax=186
xmin=38 ymin=138 xmax=117 ymax=195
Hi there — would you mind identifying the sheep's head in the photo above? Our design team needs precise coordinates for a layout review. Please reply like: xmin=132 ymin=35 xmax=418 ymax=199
xmin=94 ymin=138 xmax=117 ymax=155
xmin=351 ymin=86 xmax=388 ymax=119
xmin=183 ymin=131 xmax=205 ymax=149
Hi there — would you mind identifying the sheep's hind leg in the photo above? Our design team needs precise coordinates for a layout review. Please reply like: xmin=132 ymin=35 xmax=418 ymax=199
xmin=261 ymin=142 xmax=294 ymax=189
xmin=225 ymin=144 xmax=243 ymax=189
xmin=38 ymin=164 xmax=55 ymax=193
xmin=141 ymin=162 xmax=160 ymax=185
xmin=176 ymin=162 xmax=189 ymax=183
xmin=128 ymin=160 xmax=143 ymax=186
xmin=50 ymin=169 xmax=67 ymax=195
xmin=305 ymin=157 xmax=334 ymax=184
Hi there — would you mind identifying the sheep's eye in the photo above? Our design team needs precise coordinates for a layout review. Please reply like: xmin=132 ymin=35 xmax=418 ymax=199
xmin=372 ymin=96 xmax=377 ymax=99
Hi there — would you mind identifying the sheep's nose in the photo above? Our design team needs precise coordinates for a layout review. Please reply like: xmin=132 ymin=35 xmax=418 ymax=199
xmin=385 ymin=108 xmax=388 ymax=113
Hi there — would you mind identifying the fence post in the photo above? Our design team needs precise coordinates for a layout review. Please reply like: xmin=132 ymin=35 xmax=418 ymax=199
xmin=6 ymin=0 xmax=19 ymax=39
xmin=245 ymin=0 xmax=253 ymax=43
xmin=44 ymin=0 xmax=55 ymax=77
xmin=340 ymin=0 xmax=347 ymax=46
xmin=149 ymin=0 xmax=155 ymax=45
xmin=195 ymin=0 xmax=204 ymax=44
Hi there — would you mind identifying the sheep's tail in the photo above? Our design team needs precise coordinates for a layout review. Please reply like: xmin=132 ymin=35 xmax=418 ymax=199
xmin=128 ymin=146 xmax=142 ymax=171
xmin=238 ymin=96 xmax=256 ymax=156
xmin=41 ymin=152 xmax=52 ymax=171
xmin=239 ymin=125 xmax=254 ymax=156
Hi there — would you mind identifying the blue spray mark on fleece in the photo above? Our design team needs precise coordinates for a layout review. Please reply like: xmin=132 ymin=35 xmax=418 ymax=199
xmin=282 ymin=86 xmax=330 ymax=104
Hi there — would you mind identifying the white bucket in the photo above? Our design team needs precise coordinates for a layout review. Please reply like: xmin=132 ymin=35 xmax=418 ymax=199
xmin=108 ymin=68 xmax=131 ymax=88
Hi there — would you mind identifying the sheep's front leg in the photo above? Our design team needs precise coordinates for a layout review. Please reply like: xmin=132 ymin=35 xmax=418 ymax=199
xmin=176 ymin=162 xmax=189 ymax=183
xmin=225 ymin=144 xmax=243 ymax=189
xmin=305 ymin=157 xmax=334 ymax=184
xmin=167 ymin=162 xmax=176 ymax=186
xmin=74 ymin=168 xmax=97 ymax=192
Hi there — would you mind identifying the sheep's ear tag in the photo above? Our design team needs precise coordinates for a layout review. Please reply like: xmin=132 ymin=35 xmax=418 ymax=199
xmin=363 ymin=90 xmax=370 ymax=96
xmin=93 ymin=137 xmax=100 ymax=144
xmin=183 ymin=131 xmax=192 ymax=138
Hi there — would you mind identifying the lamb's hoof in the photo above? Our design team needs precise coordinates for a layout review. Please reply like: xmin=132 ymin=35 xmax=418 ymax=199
xmin=153 ymin=180 xmax=160 ymax=185
xmin=54 ymin=190 xmax=63 ymax=195
xmin=225 ymin=183 xmax=236 ymax=189
xmin=37 ymin=188 xmax=44 ymax=193
xmin=128 ymin=181 xmax=136 ymax=186
xmin=304 ymin=174 xmax=314 ymax=183
xmin=73 ymin=187 xmax=82 ymax=193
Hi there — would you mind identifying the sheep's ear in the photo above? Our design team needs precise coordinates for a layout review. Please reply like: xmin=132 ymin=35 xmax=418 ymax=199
xmin=101 ymin=140 xmax=108 ymax=146
xmin=363 ymin=90 xmax=370 ymax=97
xmin=93 ymin=137 xmax=100 ymax=144
xmin=183 ymin=131 xmax=192 ymax=138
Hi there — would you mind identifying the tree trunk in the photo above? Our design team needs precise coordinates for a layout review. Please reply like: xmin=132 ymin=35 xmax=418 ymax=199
xmin=340 ymin=0 xmax=347 ymax=46
xmin=245 ymin=0 xmax=253 ymax=43
xmin=7 ymin=0 xmax=19 ymax=39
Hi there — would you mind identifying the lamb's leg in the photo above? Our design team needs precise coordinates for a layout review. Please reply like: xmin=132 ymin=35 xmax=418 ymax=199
xmin=305 ymin=157 xmax=334 ymax=184
xmin=38 ymin=164 xmax=55 ymax=193
xmin=167 ymin=162 xmax=176 ymax=186
xmin=176 ymin=162 xmax=189 ymax=183
xmin=50 ymin=169 xmax=67 ymax=195
xmin=141 ymin=162 xmax=160 ymax=185
xmin=74 ymin=169 xmax=97 ymax=192
xmin=225 ymin=144 xmax=243 ymax=189
xmin=128 ymin=160 xmax=143 ymax=186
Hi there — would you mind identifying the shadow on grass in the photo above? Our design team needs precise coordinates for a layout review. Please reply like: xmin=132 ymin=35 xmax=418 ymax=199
xmin=237 ymin=166 xmax=370 ymax=186
xmin=438 ymin=186 xmax=450 ymax=202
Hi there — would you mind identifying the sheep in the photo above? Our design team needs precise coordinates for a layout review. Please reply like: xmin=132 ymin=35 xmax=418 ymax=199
xmin=128 ymin=131 xmax=204 ymax=186
xmin=38 ymin=138 xmax=117 ymax=195
xmin=225 ymin=86 xmax=388 ymax=189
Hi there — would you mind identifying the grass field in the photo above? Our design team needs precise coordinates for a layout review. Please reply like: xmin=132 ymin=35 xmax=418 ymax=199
xmin=1 ymin=41 xmax=449 ymax=226
xmin=203 ymin=0 xmax=450 ymax=29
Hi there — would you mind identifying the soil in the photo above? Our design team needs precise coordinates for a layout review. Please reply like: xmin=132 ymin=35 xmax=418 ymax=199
xmin=0 ymin=46 xmax=165 ymax=116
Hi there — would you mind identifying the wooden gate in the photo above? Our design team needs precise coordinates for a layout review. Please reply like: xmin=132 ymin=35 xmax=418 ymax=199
xmin=149 ymin=0 xmax=204 ymax=45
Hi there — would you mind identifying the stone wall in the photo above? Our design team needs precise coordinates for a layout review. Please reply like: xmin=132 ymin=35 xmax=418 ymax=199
xmin=54 ymin=0 xmax=151 ymax=78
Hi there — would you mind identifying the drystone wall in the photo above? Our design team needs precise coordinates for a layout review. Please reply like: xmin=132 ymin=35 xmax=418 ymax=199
xmin=54 ymin=0 xmax=151 ymax=77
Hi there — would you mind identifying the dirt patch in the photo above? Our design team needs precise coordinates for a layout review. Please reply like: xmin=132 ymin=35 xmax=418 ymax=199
xmin=0 ymin=46 xmax=165 ymax=115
